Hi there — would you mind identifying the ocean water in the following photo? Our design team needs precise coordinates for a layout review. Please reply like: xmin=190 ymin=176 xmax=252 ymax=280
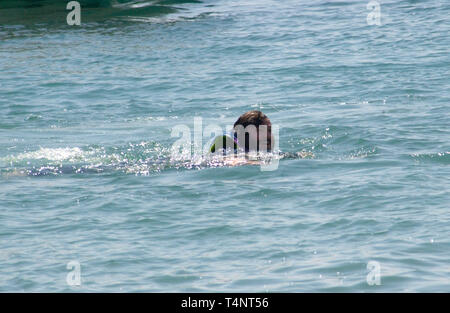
xmin=0 ymin=0 xmax=449 ymax=292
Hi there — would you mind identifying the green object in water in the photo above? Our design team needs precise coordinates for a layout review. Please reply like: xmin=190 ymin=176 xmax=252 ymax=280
xmin=210 ymin=135 xmax=238 ymax=153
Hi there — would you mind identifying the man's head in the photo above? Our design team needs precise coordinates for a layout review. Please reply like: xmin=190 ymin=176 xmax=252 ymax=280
xmin=233 ymin=110 xmax=272 ymax=152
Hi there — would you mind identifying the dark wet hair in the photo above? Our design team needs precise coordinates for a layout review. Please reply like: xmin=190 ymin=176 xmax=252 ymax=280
xmin=233 ymin=110 xmax=272 ymax=152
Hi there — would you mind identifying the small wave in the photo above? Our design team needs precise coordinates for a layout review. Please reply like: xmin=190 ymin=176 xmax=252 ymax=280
xmin=12 ymin=147 xmax=90 ymax=162
xmin=0 ymin=0 xmax=203 ymax=25
xmin=410 ymin=152 xmax=450 ymax=164
xmin=0 ymin=142 xmax=314 ymax=177
xmin=0 ymin=1 xmax=172 ymax=9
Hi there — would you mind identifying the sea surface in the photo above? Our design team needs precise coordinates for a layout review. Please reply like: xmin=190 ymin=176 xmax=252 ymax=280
xmin=0 ymin=0 xmax=449 ymax=292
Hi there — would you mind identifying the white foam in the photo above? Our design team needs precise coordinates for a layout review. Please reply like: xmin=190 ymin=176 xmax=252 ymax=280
xmin=14 ymin=147 xmax=86 ymax=162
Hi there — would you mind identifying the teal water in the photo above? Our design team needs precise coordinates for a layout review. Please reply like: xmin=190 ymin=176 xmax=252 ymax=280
xmin=0 ymin=0 xmax=449 ymax=292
